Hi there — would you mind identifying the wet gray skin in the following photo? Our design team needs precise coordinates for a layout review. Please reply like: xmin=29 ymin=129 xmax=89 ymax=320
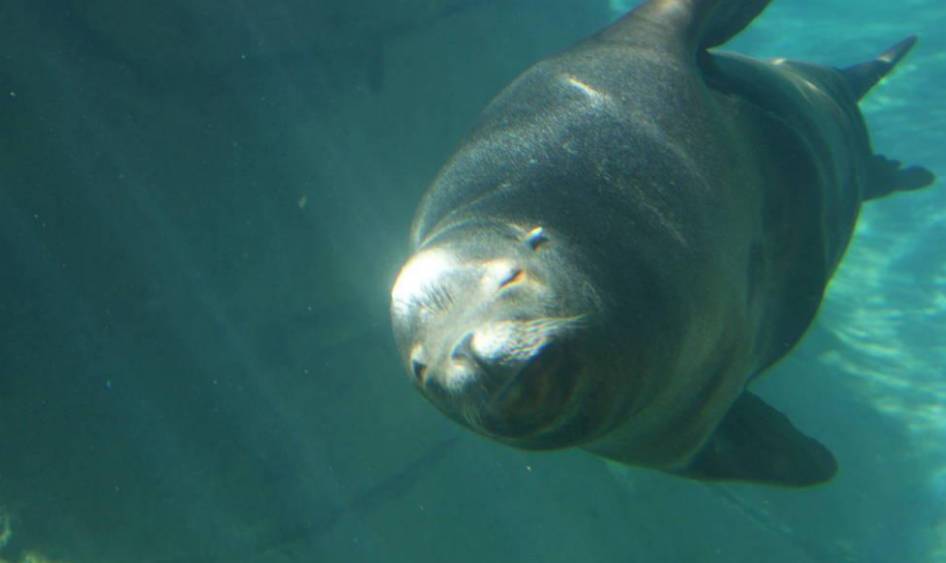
xmin=387 ymin=0 xmax=934 ymax=486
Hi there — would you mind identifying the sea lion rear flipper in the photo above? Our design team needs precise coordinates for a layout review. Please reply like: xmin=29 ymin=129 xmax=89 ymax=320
xmin=863 ymin=154 xmax=936 ymax=200
xmin=842 ymin=36 xmax=917 ymax=101
xmin=679 ymin=392 xmax=837 ymax=486
xmin=842 ymin=37 xmax=937 ymax=199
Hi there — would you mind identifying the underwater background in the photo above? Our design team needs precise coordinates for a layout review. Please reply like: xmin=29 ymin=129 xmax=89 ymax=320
xmin=0 ymin=0 xmax=943 ymax=561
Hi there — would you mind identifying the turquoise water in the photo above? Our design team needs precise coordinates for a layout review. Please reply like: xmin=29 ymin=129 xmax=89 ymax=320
xmin=0 ymin=0 xmax=943 ymax=561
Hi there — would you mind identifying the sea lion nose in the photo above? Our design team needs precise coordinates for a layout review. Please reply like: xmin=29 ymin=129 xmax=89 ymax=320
xmin=453 ymin=328 xmax=524 ymax=384
xmin=452 ymin=331 xmax=507 ymax=383
xmin=451 ymin=332 xmax=478 ymax=364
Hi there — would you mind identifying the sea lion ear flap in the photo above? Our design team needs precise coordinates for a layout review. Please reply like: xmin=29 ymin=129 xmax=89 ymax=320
xmin=601 ymin=0 xmax=772 ymax=52
xmin=678 ymin=392 xmax=838 ymax=486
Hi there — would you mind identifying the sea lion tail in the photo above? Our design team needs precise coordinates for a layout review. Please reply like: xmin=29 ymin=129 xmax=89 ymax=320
xmin=843 ymin=36 xmax=937 ymax=199
xmin=842 ymin=36 xmax=917 ymax=101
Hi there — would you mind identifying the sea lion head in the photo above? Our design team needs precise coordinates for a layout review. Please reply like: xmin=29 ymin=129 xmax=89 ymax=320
xmin=391 ymin=221 xmax=609 ymax=448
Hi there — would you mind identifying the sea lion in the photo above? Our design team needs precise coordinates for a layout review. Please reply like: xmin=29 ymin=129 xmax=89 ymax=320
xmin=389 ymin=0 xmax=935 ymax=486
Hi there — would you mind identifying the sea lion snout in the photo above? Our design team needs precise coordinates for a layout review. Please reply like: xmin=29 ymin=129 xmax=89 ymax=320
xmin=423 ymin=319 xmax=560 ymax=396
xmin=483 ymin=342 xmax=577 ymax=436
xmin=420 ymin=316 xmax=584 ymax=440
xmin=435 ymin=324 xmax=577 ymax=437
xmin=391 ymin=225 xmax=601 ymax=442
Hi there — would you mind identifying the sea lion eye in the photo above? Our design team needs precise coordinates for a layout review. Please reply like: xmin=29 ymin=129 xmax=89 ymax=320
xmin=499 ymin=268 xmax=525 ymax=288
xmin=525 ymin=226 xmax=548 ymax=250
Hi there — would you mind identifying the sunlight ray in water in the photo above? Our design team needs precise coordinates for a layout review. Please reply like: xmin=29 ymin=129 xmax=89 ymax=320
xmin=819 ymin=206 xmax=946 ymax=539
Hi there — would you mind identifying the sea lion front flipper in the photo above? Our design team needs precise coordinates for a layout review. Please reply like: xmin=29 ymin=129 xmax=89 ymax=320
xmin=679 ymin=392 xmax=837 ymax=487
xmin=599 ymin=0 xmax=772 ymax=52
